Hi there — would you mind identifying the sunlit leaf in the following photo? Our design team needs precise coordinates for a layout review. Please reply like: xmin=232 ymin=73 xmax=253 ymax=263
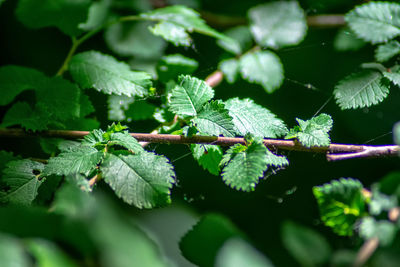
xmin=249 ymin=1 xmax=307 ymax=48
xmin=313 ymin=178 xmax=366 ymax=236
xmin=334 ymin=69 xmax=389 ymax=109
xmin=345 ymin=2 xmax=400 ymax=44
xmin=239 ymin=51 xmax=284 ymax=93
xmin=101 ymin=152 xmax=175 ymax=209
xmin=69 ymin=51 xmax=152 ymax=97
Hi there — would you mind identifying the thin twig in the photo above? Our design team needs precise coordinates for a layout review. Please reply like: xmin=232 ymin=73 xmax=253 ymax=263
xmin=1 ymin=129 xmax=398 ymax=161
xmin=354 ymin=237 xmax=379 ymax=267
xmin=201 ymin=11 xmax=345 ymax=28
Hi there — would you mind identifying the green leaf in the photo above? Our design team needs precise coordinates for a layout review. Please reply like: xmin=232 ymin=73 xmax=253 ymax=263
xmin=0 ymin=65 xmax=47 ymax=106
xmin=69 ymin=51 xmax=152 ymax=97
xmin=1 ymin=102 xmax=49 ymax=131
xmin=225 ymin=98 xmax=288 ymax=138
xmin=217 ymin=26 xmax=253 ymax=55
xmin=108 ymin=132 xmax=144 ymax=153
xmin=375 ymin=41 xmax=400 ymax=62
xmin=180 ymin=213 xmax=242 ymax=267
xmin=192 ymin=100 xmax=235 ymax=137
xmin=105 ymin=21 xmax=166 ymax=58
xmin=157 ymin=54 xmax=198 ymax=82
xmin=16 ymin=0 xmax=90 ymax=36
xmin=313 ymin=178 xmax=366 ymax=236
xmin=78 ymin=0 xmax=110 ymax=31
xmin=82 ymin=129 xmax=105 ymax=146
xmin=345 ymin=2 xmax=400 ymax=44
xmin=0 ymin=233 xmax=30 ymax=266
xmin=286 ymin=113 xmax=333 ymax=147
xmin=140 ymin=5 xmax=234 ymax=47
xmin=36 ymin=76 xmax=81 ymax=121
xmin=378 ymin=171 xmax=400 ymax=200
xmin=334 ymin=27 xmax=366 ymax=52
xmin=221 ymin=141 xmax=268 ymax=191
xmin=383 ymin=67 xmax=400 ymax=87
xmin=359 ymin=217 xmax=397 ymax=246
xmin=216 ymin=238 xmax=274 ymax=267
xmin=334 ymin=69 xmax=389 ymax=109
xmin=239 ymin=51 xmax=284 ymax=93
xmin=219 ymin=58 xmax=240 ymax=84
xmin=191 ymin=144 xmax=223 ymax=175
xmin=1 ymin=159 xmax=44 ymax=205
xmin=125 ymin=101 xmax=157 ymax=121
xmin=0 ymin=151 xmax=21 ymax=174
xmin=282 ymin=221 xmax=331 ymax=266
xmin=100 ymin=152 xmax=175 ymax=208
xmin=368 ymin=186 xmax=397 ymax=216
xmin=168 ymin=75 xmax=214 ymax=117
xmin=43 ymin=145 xmax=104 ymax=176
xmin=149 ymin=21 xmax=191 ymax=46
xmin=248 ymin=1 xmax=307 ymax=48
xmin=107 ymin=95 xmax=134 ymax=121
xmin=27 ymin=239 xmax=78 ymax=267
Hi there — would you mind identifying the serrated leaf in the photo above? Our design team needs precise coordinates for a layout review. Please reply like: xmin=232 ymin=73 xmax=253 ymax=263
xmin=334 ymin=27 xmax=366 ymax=52
xmin=383 ymin=68 xmax=400 ymax=87
xmin=79 ymin=0 xmax=110 ymax=31
xmin=149 ymin=21 xmax=191 ymax=46
xmin=286 ymin=113 xmax=333 ymax=147
xmin=334 ymin=69 xmax=389 ymax=109
xmin=313 ymin=178 xmax=366 ymax=236
xmin=157 ymin=54 xmax=198 ymax=82
xmin=219 ymin=58 xmax=240 ymax=84
xmin=239 ymin=51 xmax=284 ymax=93
xmin=0 ymin=151 xmax=21 ymax=173
xmin=282 ymin=221 xmax=331 ymax=267
xmin=101 ymin=152 xmax=175 ymax=208
xmin=140 ymin=5 xmax=234 ymax=47
xmin=217 ymin=26 xmax=253 ymax=55
xmin=82 ymin=129 xmax=105 ymax=146
xmin=1 ymin=159 xmax=44 ymax=205
xmin=16 ymin=0 xmax=90 ymax=36
xmin=345 ymin=2 xmax=400 ymax=44
xmin=216 ymin=238 xmax=274 ymax=267
xmin=179 ymin=213 xmax=242 ymax=267
xmin=1 ymin=102 xmax=49 ymax=131
xmin=375 ymin=41 xmax=400 ymax=62
xmin=191 ymin=144 xmax=223 ymax=175
xmin=105 ymin=21 xmax=166 ymax=58
xmin=107 ymin=95 xmax=134 ymax=121
xmin=43 ymin=145 xmax=103 ymax=176
xmin=168 ymin=75 xmax=214 ymax=116
xmin=225 ymin=98 xmax=288 ymax=138
xmin=0 ymin=65 xmax=47 ymax=106
xmin=359 ymin=217 xmax=397 ymax=246
xmin=221 ymin=141 xmax=268 ymax=191
xmin=265 ymin=149 xmax=289 ymax=167
xmin=69 ymin=51 xmax=152 ymax=97
xmin=192 ymin=100 xmax=235 ymax=137
xmin=249 ymin=1 xmax=307 ymax=48
xmin=108 ymin=132 xmax=144 ymax=153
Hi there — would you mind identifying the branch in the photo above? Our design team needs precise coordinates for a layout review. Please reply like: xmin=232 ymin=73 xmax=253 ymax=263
xmin=201 ymin=11 xmax=345 ymax=28
xmin=1 ymin=129 xmax=398 ymax=161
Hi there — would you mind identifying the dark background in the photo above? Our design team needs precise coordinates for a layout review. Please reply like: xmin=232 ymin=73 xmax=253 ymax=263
xmin=1 ymin=0 xmax=399 ymax=266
